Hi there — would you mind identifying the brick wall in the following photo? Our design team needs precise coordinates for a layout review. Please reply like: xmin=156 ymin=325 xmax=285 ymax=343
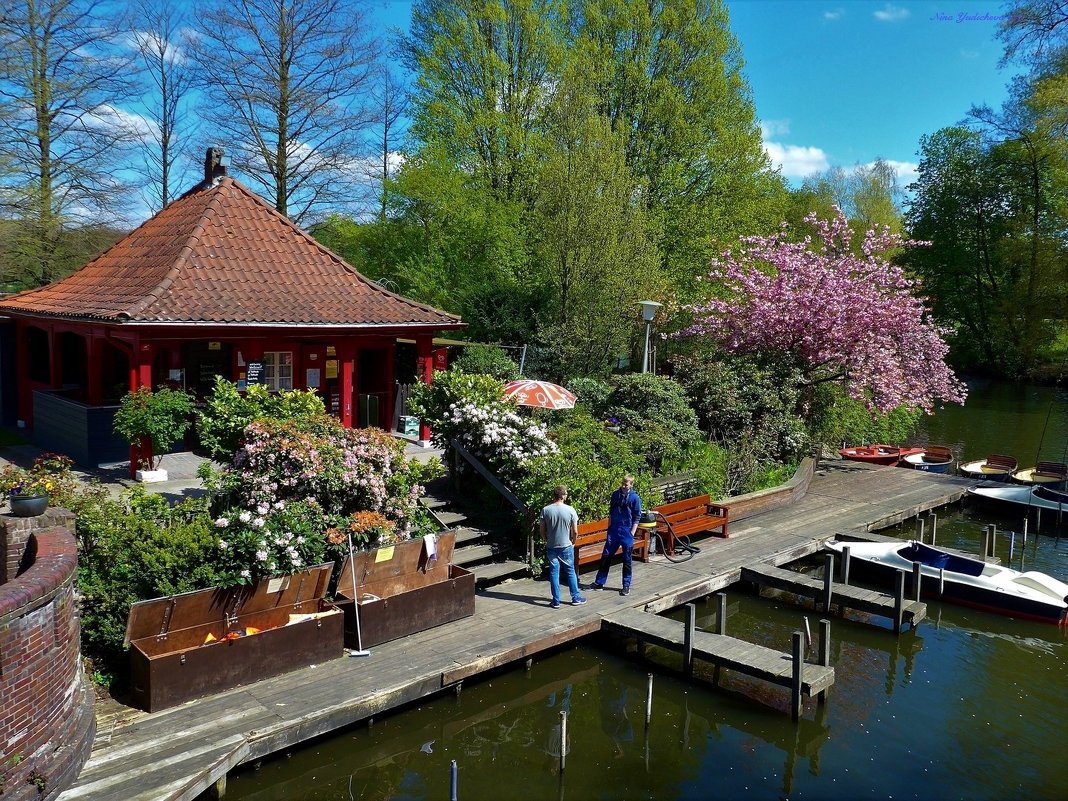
xmin=0 ymin=509 xmax=95 ymax=801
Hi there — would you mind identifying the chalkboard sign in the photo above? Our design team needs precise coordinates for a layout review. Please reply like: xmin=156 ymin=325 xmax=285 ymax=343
xmin=246 ymin=361 xmax=265 ymax=385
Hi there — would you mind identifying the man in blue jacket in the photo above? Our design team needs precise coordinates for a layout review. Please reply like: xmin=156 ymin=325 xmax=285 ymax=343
xmin=590 ymin=474 xmax=642 ymax=596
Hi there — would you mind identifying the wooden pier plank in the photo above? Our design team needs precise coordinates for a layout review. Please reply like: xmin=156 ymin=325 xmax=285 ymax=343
xmin=739 ymin=563 xmax=927 ymax=625
xmin=59 ymin=461 xmax=970 ymax=801
xmin=602 ymin=607 xmax=835 ymax=695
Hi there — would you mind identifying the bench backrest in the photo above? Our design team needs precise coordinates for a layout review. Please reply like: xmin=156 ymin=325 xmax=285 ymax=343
xmin=924 ymin=446 xmax=953 ymax=461
xmin=653 ymin=494 xmax=711 ymax=519
xmin=986 ymin=454 xmax=1017 ymax=470
xmin=576 ymin=519 xmax=609 ymax=543
xmin=1035 ymin=461 xmax=1068 ymax=478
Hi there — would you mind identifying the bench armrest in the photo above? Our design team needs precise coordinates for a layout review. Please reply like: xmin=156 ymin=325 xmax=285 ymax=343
xmin=706 ymin=503 xmax=729 ymax=519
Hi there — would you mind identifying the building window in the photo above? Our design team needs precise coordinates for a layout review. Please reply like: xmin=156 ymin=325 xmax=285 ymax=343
xmin=263 ymin=351 xmax=293 ymax=390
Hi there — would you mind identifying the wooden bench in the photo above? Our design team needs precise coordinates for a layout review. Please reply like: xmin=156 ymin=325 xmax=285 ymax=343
xmin=574 ymin=519 xmax=649 ymax=568
xmin=651 ymin=494 xmax=729 ymax=555
xmin=985 ymin=454 xmax=1018 ymax=472
xmin=1034 ymin=461 xmax=1068 ymax=480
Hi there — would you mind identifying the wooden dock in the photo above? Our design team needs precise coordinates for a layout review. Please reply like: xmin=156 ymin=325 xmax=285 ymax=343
xmin=740 ymin=562 xmax=927 ymax=629
xmin=58 ymin=461 xmax=973 ymax=801
xmin=602 ymin=606 xmax=834 ymax=697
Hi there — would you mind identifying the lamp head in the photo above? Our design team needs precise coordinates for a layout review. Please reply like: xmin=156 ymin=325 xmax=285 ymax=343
xmin=638 ymin=300 xmax=662 ymax=322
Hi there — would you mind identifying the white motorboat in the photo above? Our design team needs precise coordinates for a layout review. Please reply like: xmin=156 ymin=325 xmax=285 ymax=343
xmin=968 ymin=483 xmax=1068 ymax=513
xmin=824 ymin=539 xmax=1068 ymax=623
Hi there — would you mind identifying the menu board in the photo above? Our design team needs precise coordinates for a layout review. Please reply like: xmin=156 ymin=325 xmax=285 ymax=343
xmin=245 ymin=361 xmax=264 ymax=385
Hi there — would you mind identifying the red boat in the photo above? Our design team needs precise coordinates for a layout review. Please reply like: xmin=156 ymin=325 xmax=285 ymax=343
xmin=838 ymin=444 xmax=924 ymax=466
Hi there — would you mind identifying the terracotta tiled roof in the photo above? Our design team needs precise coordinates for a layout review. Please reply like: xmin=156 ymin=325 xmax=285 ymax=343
xmin=0 ymin=177 xmax=463 ymax=329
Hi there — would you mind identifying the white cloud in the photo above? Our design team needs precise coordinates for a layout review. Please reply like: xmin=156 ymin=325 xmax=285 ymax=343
xmin=823 ymin=9 xmax=844 ymax=21
xmin=764 ymin=141 xmax=830 ymax=178
xmin=759 ymin=119 xmax=791 ymax=138
xmin=873 ymin=4 xmax=909 ymax=22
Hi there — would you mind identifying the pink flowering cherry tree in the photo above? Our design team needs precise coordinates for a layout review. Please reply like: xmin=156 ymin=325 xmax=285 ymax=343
xmin=678 ymin=209 xmax=967 ymax=414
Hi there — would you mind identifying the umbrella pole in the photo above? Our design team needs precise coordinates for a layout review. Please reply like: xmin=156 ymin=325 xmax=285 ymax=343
xmin=347 ymin=532 xmax=371 ymax=657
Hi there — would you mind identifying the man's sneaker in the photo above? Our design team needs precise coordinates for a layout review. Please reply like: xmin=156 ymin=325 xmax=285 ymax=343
xmin=589 ymin=582 xmax=604 ymax=591
xmin=549 ymin=601 xmax=561 ymax=609
xmin=620 ymin=587 xmax=631 ymax=596
xmin=572 ymin=597 xmax=588 ymax=606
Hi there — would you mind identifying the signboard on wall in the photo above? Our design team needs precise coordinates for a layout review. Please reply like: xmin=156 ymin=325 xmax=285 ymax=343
xmin=245 ymin=361 xmax=265 ymax=385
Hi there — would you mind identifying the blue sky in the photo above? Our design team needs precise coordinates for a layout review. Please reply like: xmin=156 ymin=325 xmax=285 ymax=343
xmin=369 ymin=0 xmax=1019 ymax=190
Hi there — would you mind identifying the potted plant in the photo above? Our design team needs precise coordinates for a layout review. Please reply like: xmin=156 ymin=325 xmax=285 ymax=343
xmin=0 ymin=453 xmax=74 ymax=516
xmin=113 ymin=386 xmax=194 ymax=482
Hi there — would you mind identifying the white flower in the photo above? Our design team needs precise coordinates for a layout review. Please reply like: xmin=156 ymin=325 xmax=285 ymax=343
xmin=218 ymin=539 xmax=228 ymax=550
xmin=239 ymin=510 xmax=252 ymax=523
xmin=214 ymin=517 xmax=229 ymax=528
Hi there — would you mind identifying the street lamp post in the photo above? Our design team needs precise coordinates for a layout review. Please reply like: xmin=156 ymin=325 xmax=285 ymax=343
xmin=638 ymin=300 xmax=662 ymax=374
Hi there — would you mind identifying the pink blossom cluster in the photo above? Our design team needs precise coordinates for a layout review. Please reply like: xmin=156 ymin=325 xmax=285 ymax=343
xmin=679 ymin=209 xmax=967 ymax=414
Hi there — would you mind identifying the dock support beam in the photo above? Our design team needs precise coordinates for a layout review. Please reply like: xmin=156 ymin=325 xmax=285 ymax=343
xmin=915 ymin=516 xmax=925 ymax=543
xmin=819 ymin=619 xmax=831 ymax=705
xmin=929 ymin=512 xmax=937 ymax=545
xmin=841 ymin=546 xmax=851 ymax=586
xmin=791 ymin=631 xmax=804 ymax=721
xmin=208 ymin=774 xmax=227 ymax=799
xmin=684 ymin=604 xmax=695 ymax=676
xmin=894 ymin=571 xmax=905 ymax=636
xmin=822 ymin=553 xmax=834 ymax=612
xmin=912 ymin=561 xmax=922 ymax=602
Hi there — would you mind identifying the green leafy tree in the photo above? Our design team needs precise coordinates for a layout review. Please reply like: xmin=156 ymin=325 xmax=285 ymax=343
xmin=531 ymin=80 xmax=663 ymax=377
xmin=113 ymin=386 xmax=195 ymax=470
xmin=451 ymin=344 xmax=520 ymax=380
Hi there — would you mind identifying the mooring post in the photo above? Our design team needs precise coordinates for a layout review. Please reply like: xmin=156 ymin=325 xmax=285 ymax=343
xmin=912 ymin=561 xmax=922 ymax=602
xmin=559 ymin=711 xmax=567 ymax=773
xmin=791 ymin=631 xmax=804 ymax=722
xmin=819 ymin=619 xmax=831 ymax=668
xmin=684 ymin=603 xmax=695 ymax=676
xmin=981 ymin=527 xmax=990 ymax=561
xmin=938 ymin=567 xmax=945 ymax=596
xmin=915 ymin=516 xmax=925 ymax=543
xmin=822 ymin=553 xmax=834 ymax=612
xmin=929 ymin=512 xmax=937 ymax=545
xmin=894 ymin=571 xmax=905 ymax=636
xmin=525 ymin=658 xmax=532 ymax=672
xmin=450 ymin=760 xmax=458 ymax=801
xmin=988 ymin=524 xmax=997 ymax=558
xmin=1022 ymin=517 xmax=1028 ymax=548
xmin=1009 ymin=530 xmax=1016 ymax=562
xmin=208 ymin=775 xmax=226 ymax=800
xmin=1036 ymin=506 xmax=1042 ymax=531
xmin=803 ymin=616 xmax=812 ymax=652
xmin=716 ymin=592 xmax=727 ymax=636
xmin=842 ymin=545 xmax=851 ymax=586
xmin=645 ymin=673 xmax=654 ymax=727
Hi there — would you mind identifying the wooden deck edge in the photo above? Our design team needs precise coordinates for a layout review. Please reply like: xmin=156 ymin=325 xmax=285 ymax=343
xmin=173 ymin=739 xmax=250 ymax=801
xmin=243 ymin=673 xmax=443 ymax=762
xmin=722 ymin=457 xmax=817 ymax=522
xmin=439 ymin=618 xmax=602 ymax=685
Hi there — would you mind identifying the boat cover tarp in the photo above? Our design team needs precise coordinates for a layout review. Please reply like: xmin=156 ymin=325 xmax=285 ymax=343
xmin=897 ymin=542 xmax=984 ymax=577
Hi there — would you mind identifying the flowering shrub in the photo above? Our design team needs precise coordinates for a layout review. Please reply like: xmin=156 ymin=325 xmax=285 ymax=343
xmin=205 ymin=415 xmax=440 ymax=585
xmin=447 ymin=400 xmax=559 ymax=482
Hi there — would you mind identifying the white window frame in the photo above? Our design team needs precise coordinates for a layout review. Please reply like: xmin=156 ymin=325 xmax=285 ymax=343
xmin=263 ymin=351 xmax=293 ymax=391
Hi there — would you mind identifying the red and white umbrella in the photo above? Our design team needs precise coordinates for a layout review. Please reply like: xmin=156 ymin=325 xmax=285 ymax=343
xmin=502 ymin=380 xmax=577 ymax=410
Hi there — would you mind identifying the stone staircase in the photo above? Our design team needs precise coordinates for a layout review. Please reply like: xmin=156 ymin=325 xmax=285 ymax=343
xmin=420 ymin=477 xmax=530 ymax=588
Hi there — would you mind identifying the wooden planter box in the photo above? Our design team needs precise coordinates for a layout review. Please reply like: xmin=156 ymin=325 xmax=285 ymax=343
xmin=124 ymin=563 xmax=343 ymax=712
xmin=337 ymin=532 xmax=475 ymax=649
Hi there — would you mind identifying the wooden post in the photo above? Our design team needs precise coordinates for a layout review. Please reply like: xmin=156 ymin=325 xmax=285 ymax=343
xmin=559 ymin=711 xmax=567 ymax=773
xmin=1036 ymin=507 xmax=1042 ymax=531
xmin=912 ymin=561 xmax=922 ymax=602
xmin=1022 ymin=517 xmax=1028 ymax=548
xmin=208 ymin=774 xmax=226 ymax=800
xmin=939 ymin=567 xmax=945 ymax=596
xmin=988 ymin=524 xmax=997 ymax=558
xmin=915 ymin=516 xmax=925 ymax=543
xmin=716 ymin=592 xmax=727 ymax=635
xmin=791 ymin=631 xmax=804 ymax=722
xmin=684 ymin=604 xmax=695 ymax=676
xmin=823 ymin=553 xmax=834 ymax=612
xmin=803 ymin=616 xmax=812 ymax=652
xmin=981 ymin=527 xmax=990 ymax=561
xmin=841 ymin=545 xmax=851 ymax=586
xmin=645 ymin=673 xmax=654 ymax=727
xmin=819 ymin=619 xmax=831 ymax=667
xmin=929 ymin=512 xmax=937 ymax=545
xmin=1009 ymin=531 xmax=1016 ymax=562
xmin=894 ymin=571 xmax=905 ymax=635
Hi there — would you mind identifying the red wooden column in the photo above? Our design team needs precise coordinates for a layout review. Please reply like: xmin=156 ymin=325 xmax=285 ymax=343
xmin=127 ymin=338 xmax=156 ymax=476
xmin=337 ymin=340 xmax=356 ymax=428
xmin=416 ymin=334 xmax=433 ymax=443
xmin=86 ymin=335 xmax=103 ymax=406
